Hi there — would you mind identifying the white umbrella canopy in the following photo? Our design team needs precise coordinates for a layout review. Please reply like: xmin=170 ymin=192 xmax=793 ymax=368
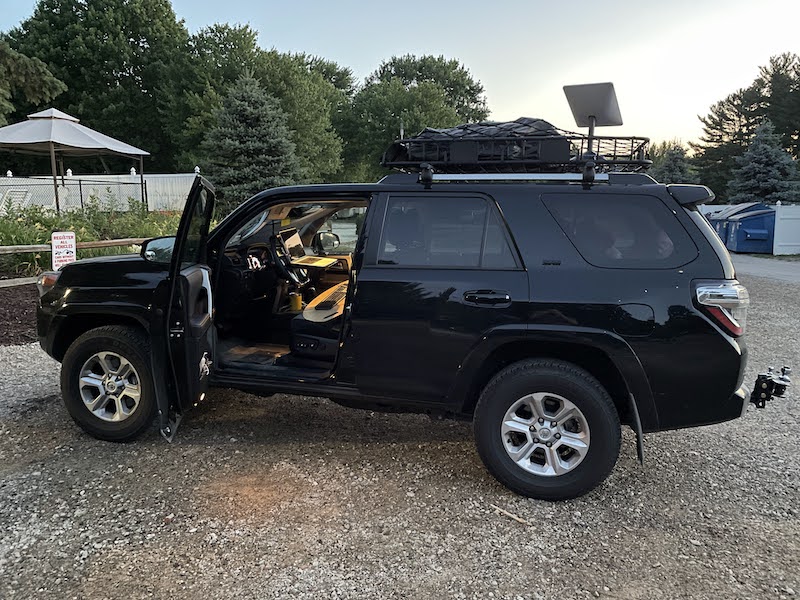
xmin=0 ymin=108 xmax=150 ymax=211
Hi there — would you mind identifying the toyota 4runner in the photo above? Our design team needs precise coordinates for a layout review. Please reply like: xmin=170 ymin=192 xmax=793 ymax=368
xmin=36 ymin=117 xmax=750 ymax=500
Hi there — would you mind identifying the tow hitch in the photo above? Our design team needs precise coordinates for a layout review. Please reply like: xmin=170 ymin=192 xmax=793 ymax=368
xmin=750 ymin=366 xmax=792 ymax=408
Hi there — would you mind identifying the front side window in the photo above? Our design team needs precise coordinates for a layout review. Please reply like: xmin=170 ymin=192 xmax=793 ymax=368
xmin=542 ymin=193 xmax=697 ymax=269
xmin=378 ymin=195 xmax=517 ymax=268
xmin=180 ymin=188 xmax=213 ymax=267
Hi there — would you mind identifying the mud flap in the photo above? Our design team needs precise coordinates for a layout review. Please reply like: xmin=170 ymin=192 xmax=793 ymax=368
xmin=628 ymin=393 xmax=644 ymax=464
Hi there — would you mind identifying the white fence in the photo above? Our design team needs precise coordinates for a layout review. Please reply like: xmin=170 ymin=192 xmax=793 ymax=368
xmin=773 ymin=203 xmax=800 ymax=255
xmin=0 ymin=173 xmax=195 ymax=213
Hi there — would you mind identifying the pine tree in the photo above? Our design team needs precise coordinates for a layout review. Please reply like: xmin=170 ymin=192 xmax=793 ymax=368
xmin=690 ymin=88 xmax=761 ymax=200
xmin=728 ymin=119 xmax=800 ymax=204
xmin=649 ymin=141 xmax=697 ymax=184
xmin=201 ymin=76 xmax=301 ymax=215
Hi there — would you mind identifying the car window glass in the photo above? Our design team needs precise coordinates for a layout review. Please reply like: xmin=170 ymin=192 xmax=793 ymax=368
xmin=542 ymin=193 xmax=697 ymax=269
xmin=180 ymin=188 xmax=210 ymax=266
xmin=315 ymin=207 xmax=365 ymax=254
xmin=226 ymin=209 xmax=268 ymax=247
xmin=482 ymin=208 xmax=518 ymax=268
xmin=378 ymin=196 xmax=516 ymax=268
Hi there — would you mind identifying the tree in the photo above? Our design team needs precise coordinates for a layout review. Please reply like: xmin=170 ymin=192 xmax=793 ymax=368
xmin=749 ymin=53 xmax=800 ymax=158
xmin=690 ymin=87 xmax=761 ymax=200
xmin=254 ymin=51 xmax=343 ymax=183
xmin=5 ymin=0 xmax=192 ymax=171
xmin=368 ymin=55 xmax=489 ymax=122
xmin=339 ymin=78 xmax=461 ymax=182
xmin=648 ymin=141 xmax=696 ymax=184
xmin=165 ymin=23 xmax=263 ymax=170
xmin=0 ymin=41 xmax=66 ymax=125
xmin=727 ymin=120 xmax=800 ymax=204
xmin=201 ymin=76 xmax=301 ymax=215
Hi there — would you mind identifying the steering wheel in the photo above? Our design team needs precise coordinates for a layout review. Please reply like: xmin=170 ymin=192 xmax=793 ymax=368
xmin=269 ymin=235 xmax=305 ymax=286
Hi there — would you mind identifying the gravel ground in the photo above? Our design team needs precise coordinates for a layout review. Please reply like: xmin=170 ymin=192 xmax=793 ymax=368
xmin=0 ymin=273 xmax=798 ymax=600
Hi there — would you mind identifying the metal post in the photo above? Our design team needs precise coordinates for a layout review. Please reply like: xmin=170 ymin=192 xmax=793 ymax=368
xmin=79 ymin=179 xmax=84 ymax=209
xmin=586 ymin=115 xmax=596 ymax=158
xmin=49 ymin=142 xmax=60 ymax=213
xmin=139 ymin=156 xmax=147 ymax=209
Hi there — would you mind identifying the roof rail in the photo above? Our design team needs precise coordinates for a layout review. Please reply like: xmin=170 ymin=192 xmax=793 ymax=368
xmin=378 ymin=171 xmax=658 ymax=187
xmin=432 ymin=173 xmax=610 ymax=182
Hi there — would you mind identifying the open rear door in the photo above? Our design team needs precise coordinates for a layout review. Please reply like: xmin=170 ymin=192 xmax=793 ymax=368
xmin=160 ymin=176 xmax=216 ymax=440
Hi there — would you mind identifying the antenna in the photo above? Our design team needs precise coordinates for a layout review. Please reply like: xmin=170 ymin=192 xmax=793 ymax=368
xmin=563 ymin=83 xmax=623 ymax=184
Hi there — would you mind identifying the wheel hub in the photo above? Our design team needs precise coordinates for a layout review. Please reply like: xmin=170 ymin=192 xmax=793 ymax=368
xmin=104 ymin=377 xmax=122 ymax=394
xmin=501 ymin=392 xmax=591 ymax=477
xmin=79 ymin=351 xmax=142 ymax=423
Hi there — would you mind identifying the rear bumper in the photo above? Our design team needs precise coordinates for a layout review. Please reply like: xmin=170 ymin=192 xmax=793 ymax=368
xmin=735 ymin=384 xmax=749 ymax=417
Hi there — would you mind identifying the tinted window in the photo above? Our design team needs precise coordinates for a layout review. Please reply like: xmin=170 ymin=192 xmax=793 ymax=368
xmin=180 ymin=188 xmax=212 ymax=267
xmin=483 ymin=208 xmax=518 ymax=268
xmin=378 ymin=196 xmax=517 ymax=268
xmin=542 ymin=193 xmax=697 ymax=269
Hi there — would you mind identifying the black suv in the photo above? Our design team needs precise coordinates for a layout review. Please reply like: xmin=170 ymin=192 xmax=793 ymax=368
xmin=36 ymin=127 xmax=749 ymax=500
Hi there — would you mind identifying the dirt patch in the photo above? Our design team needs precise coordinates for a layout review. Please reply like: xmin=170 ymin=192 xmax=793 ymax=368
xmin=197 ymin=462 xmax=342 ymax=524
xmin=0 ymin=284 xmax=38 ymax=345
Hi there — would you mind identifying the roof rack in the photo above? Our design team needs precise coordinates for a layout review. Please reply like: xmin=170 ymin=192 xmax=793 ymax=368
xmin=382 ymin=129 xmax=650 ymax=177
xmin=381 ymin=83 xmax=651 ymax=184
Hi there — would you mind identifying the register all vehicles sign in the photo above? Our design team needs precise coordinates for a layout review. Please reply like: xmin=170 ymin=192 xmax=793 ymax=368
xmin=51 ymin=231 xmax=77 ymax=271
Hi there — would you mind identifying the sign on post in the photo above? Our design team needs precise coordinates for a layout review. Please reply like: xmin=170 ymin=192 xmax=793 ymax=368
xmin=51 ymin=231 xmax=77 ymax=270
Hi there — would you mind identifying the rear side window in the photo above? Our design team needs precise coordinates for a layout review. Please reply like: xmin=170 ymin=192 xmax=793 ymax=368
xmin=378 ymin=195 xmax=518 ymax=268
xmin=542 ymin=193 xmax=697 ymax=269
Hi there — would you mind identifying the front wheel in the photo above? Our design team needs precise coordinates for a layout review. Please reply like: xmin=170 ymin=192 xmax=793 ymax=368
xmin=474 ymin=359 xmax=621 ymax=500
xmin=60 ymin=325 xmax=156 ymax=442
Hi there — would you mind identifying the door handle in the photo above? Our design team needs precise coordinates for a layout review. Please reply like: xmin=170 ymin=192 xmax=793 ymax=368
xmin=464 ymin=290 xmax=511 ymax=305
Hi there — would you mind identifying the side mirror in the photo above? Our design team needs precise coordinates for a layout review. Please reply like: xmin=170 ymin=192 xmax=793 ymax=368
xmin=313 ymin=231 xmax=340 ymax=255
xmin=141 ymin=236 xmax=176 ymax=263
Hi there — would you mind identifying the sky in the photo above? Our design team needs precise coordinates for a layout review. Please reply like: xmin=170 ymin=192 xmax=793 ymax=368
xmin=3 ymin=0 xmax=800 ymax=145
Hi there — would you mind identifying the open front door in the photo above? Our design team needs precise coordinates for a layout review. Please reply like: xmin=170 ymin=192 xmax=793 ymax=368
xmin=161 ymin=177 xmax=216 ymax=439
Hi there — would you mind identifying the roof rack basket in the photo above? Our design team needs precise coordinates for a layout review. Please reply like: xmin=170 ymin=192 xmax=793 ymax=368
xmin=382 ymin=122 xmax=651 ymax=176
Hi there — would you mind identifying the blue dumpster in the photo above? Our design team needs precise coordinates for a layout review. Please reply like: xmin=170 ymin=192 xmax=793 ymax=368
xmin=707 ymin=202 xmax=769 ymax=242
xmin=725 ymin=208 xmax=775 ymax=253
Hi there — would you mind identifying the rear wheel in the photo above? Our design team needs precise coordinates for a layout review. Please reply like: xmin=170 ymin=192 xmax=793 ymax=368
xmin=60 ymin=326 xmax=156 ymax=442
xmin=474 ymin=359 xmax=620 ymax=500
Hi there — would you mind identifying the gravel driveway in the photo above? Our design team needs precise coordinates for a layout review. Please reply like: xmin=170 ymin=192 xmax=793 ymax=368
xmin=1 ymin=273 xmax=798 ymax=600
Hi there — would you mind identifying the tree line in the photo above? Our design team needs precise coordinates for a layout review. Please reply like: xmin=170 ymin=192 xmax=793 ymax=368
xmin=652 ymin=52 xmax=800 ymax=203
xmin=2 ymin=1 xmax=798 ymax=208
xmin=0 ymin=0 xmax=487 ymax=210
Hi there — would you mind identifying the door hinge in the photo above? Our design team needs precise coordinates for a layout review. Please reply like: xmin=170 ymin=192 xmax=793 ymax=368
xmin=169 ymin=320 xmax=183 ymax=338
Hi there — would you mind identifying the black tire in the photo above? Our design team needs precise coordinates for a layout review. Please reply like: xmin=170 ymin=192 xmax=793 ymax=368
xmin=60 ymin=325 xmax=156 ymax=442
xmin=474 ymin=359 xmax=620 ymax=500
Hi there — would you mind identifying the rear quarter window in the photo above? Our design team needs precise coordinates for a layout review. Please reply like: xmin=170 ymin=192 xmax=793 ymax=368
xmin=542 ymin=193 xmax=698 ymax=269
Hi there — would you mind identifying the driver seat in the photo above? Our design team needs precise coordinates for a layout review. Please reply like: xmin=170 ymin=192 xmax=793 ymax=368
xmin=289 ymin=281 xmax=348 ymax=360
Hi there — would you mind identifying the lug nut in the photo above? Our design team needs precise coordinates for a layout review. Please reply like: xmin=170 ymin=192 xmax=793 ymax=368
xmin=546 ymin=442 xmax=552 ymax=447
xmin=538 ymin=418 xmax=544 ymax=424
xmin=533 ymin=438 xmax=539 ymax=444
xmin=555 ymin=433 xmax=561 ymax=439
xmin=551 ymin=421 xmax=557 ymax=427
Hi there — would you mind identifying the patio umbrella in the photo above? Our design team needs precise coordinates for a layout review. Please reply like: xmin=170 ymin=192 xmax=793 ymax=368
xmin=0 ymin=108 xmax=149 ymax=212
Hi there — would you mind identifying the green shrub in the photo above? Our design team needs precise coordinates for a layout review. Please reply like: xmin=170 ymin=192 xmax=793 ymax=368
xmin=0 ymin=195 xmax=183 ymax=276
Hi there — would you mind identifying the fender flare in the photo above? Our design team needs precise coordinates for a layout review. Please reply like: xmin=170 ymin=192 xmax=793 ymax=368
xmin=447 ymin=324 xmax=659 ymax=431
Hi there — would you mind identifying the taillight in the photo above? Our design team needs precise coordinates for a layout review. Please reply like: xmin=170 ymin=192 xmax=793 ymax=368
xmin=695 ymin=280 xmax=749 ymax=337
xmin=36 ymin=271 xmax=61 ymax=297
